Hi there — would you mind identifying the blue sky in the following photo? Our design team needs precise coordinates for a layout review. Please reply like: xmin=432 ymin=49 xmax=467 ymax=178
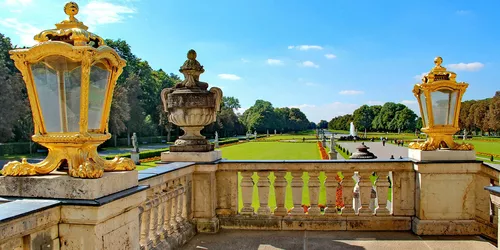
xmin=1 ymin=0 xmax=499 ymax=123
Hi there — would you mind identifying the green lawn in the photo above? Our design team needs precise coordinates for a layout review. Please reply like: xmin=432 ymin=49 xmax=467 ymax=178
xmin=261 ymin=135 xmax=319 ymax=142
xmin=220 ymin=142 xmax=320 ymax=160
xmin=456 ymin=140 xmax=500 ymax=155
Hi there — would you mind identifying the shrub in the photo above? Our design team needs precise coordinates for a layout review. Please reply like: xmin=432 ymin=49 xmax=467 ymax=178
xmin=104 ymin=148 xmax=169 ymax=160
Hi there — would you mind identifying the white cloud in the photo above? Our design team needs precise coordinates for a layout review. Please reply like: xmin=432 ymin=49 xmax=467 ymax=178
xmin=414 ymin=72 xmax=426 ymax=81
xmin=339 ymin=90 xmax=364 ymax=95
xmin=367 ymin=101 xmax=384 ymax=105
xmin=218 ymin=74 xmax=241 ymax=80
xmin=325 ymin=54 xmax=336 ymax=59
xmin=300 ymin=61 xmax=319 ymax=68
xmin=241 ymin=58 xmax=250 ymax=63
xmin=456 ymin=10 xmax=470 ymax=15
xmin=267 ymin=59 xmax=284 ymax=66
xmin=5 ymin=0 xmax=31 ymax=6
xmin=0 ymin=18 xmax=41 ymax=46
xmin=447 ymin=62 xmax=484 ymax=71
xmin=290 ymin=102 xmax=359 ymax=122
xmin=80 ymin=1 xmax=135 ymax=29
xmin=288 ymin=45 xmax=323 ymax=51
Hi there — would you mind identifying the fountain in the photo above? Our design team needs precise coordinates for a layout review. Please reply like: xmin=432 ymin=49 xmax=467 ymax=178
xmin=349 ymin=122 xmax=357 ymax=137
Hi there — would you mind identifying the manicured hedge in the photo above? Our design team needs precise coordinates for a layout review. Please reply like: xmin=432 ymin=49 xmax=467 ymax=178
xmin=218 ymin=138 xmax=239 ymax=146
xmin=104 ymin=148 xmax=169 ymax=160
xmin=0 ymin=142 xmax=46 ymax=156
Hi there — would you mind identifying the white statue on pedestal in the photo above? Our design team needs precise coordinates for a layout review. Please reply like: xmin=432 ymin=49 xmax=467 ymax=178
xmin=132 ymin=133 xmax=139 ymax=153
xmin=214 ymin=131 xmax=219 ymax=148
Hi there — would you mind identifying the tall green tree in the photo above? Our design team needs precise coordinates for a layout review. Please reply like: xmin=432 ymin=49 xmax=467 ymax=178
xmin=0 ymin=34 xmax=30 ymax=142
xmin=487 ymin=91 xmax=500 ymax=132
xmin=353 ymin=105 xmax=375 ymax=136
xmin=390 ymin=107 xmax=418 ymax=133
xmin=222 ymin=96 xmax=241 ymax=110
xmin=372 ymin=102 xmax=406 ymax=132
xmin=317 ymin=120 xmax=328 ymax=129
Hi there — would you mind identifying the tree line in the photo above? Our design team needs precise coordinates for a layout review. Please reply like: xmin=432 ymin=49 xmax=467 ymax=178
xmin=0 ymin=33 xmax=313 ymax=144
xmin=239 ymin=100 xmax=312 ymax=134
xmin=328 ymin=102 xmax=420 ymax=134
xmin=459 ymin=91 xmax=500 ymax=135
xmin=329 ymin=91 xmax=500 ymax=136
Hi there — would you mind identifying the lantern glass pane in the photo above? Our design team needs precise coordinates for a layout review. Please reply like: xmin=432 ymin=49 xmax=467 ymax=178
xmin=431 ymin=89 xmax=453 ymax=125
xmin=448 ymin=91 xmax=458 ymax=125
xmin=31 ymin=56 xmax=81 ymax=132
xmin=419 ymin=93 xmax=428 ymax=127
xmin=88 ymin=63 xmax=110 ymax=130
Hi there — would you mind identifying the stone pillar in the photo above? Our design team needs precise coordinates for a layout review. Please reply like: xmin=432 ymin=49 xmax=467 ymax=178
xmin=59 ymin=191 xmax=146 ymax=250
xmin=410 ymin=149 xmax=481 ymax=235
xmin=192 ymin=164 xmax=219 ymax=233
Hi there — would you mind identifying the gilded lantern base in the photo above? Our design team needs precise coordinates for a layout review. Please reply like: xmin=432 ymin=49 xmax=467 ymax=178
xmin=408 ymin=131 xmax=474 ymax=151
xmin=1 ymin=133 xmax=135 ymax=179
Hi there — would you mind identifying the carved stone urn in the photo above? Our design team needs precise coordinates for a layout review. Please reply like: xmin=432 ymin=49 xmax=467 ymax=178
xmin=161 ymin=50 xmax=222 ymax=152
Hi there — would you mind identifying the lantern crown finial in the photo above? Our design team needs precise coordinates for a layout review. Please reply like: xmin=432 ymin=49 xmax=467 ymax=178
xmin=33 ymin=2 xmax=105 ymax=48
xmin=434 ymin=56 xmax=444 ymax=69
xmin=64 ymin=2 xmax=79 ymax=22
xmin=420 ymin=56 xmax=459 ymax=84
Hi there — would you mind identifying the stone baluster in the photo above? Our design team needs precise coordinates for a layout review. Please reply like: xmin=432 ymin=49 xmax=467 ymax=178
xmin=169 ymin=180 xmax=178 ymax=233
xmin=148 ymin=194 xmax=159 ymax=245
xmin=492 ymin=179 xmax=498 ymax=224
xmin=341 ymin=172 xmax=356 ymax=215
xmin=308 ymin=171 xmax=321 ymax=215
xmin=273 ymin=171 xmax=288 ymax=216
xmin=240 ymin=171 xmax=255 ymax=215
xmin=181 ymin=176 xmax=188 ymax=223
xmin=324 ymin=171 xmax=339 ymax=215
xmin=358 ymin=172 xmax=375 ymax=215
xmin=375 ymin=171 xmax=391 ymax=215
xmin=290 ymin=171 xmax=304 ymax=215
xmin=257 ymin=171 xmax=271 ymax=215
xmin=139 ymin=202 xmax=152 ymax=248
xmin=163 ymin=190 xmax=173 ymax=236
xmin=175 ymin=179 xmax=184 ymax=230
xmin=156 ymin=186 xmax=166 ymax=240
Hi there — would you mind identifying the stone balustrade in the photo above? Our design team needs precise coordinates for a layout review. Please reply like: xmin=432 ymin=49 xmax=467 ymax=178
xmin=137 ymin=162 xmax=196 ymax=250
xmin=216 ymin=160 xmax=415 ymax=230
xmin=0 ymin=159 xmax=498 ymax=249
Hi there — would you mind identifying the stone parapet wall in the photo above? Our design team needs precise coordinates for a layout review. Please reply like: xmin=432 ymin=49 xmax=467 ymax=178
xmin=0 ymin=159 xmax=498 ymax=249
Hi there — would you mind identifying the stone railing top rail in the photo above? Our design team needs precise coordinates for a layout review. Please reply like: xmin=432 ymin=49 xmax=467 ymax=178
xmin=0 ymin=199 xmax=59 ymax=224
xmin=218 ymin=159 xmax=411 ymax=163
xmin=217 ymin=160 xmax=413 ymax=172
xmin=138 ymin=162 xmax=196 ymax=182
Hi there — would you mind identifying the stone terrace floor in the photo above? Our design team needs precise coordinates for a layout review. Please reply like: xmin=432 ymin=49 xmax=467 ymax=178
xmin=181 ymin=230 xmax=496 ymax=250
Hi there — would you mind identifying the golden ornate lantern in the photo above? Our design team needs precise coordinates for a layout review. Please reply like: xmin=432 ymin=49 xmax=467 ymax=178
xmin=2 ymin=2 xmax=135 ymax=178
xmin=409 ymin=57 xmax=474 ymax=151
